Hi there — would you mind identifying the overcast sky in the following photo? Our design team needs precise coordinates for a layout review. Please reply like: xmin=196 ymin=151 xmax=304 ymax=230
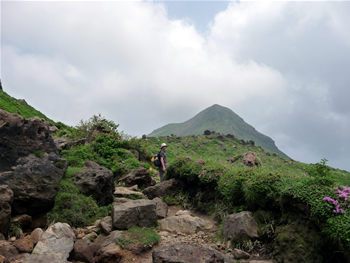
xmin=1 ymin=1 xmax=350 ymax=171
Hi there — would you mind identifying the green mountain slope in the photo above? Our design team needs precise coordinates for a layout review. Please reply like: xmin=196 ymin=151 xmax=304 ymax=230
xmin=148 ymin=104 xmax=289 ymax=159
xmin=0 ymin=89 xmax=55 ymax=124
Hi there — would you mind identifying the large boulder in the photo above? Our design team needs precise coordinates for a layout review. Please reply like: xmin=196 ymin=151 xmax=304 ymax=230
xmin=0 ymin=153 xmax=67 ymax=215
xmin=158 ymin=210 xmax=213 ymax=234
xmin=152 ymin=243 xmax=231 ymax=263
xmin=222 ymin=211 xmax=258 ymax=242
xmin=118 ymin=169 xmax=156 ymax=188
xmin=0 ymin=110 xmax=58 ymax=172
xmin=111 ymin=199 xmax=157 ymax=230
xmin=142 ymin=178 xmax=185 ymax=199
xmin=71 ymin=164 xmax=115 ymax=206
xmin=0 ymin=185 xmax=13 ymax=237
xmin=32 ymin=222 xmax=75 ymax=259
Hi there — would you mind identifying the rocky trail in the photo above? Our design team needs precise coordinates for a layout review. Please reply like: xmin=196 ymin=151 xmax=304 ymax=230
xmin=0 ymin=110 xmax=274 ymax=262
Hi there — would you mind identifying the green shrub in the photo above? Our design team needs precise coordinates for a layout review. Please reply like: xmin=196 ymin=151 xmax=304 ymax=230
xmin=47 ymin=178 xmax=111 ymax=227
xmin=306 ymin=158 xmax=335 ymax=186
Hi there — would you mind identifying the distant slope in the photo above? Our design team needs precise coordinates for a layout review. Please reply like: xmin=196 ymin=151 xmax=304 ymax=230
xmin=148 ymin=104 xmax=289 ymax=159
xmin=0 ymin=89 xmax=55 ymax=124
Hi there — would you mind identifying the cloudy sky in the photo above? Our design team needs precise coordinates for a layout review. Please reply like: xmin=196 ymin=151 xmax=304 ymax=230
xmin=1 ymin=0 xmax=350 ymax=171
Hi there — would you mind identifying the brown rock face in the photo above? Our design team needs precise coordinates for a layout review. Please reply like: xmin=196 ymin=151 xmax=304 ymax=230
xmin=242 ymin=151 xmax=261 ymax=167
xmin=0 ymin=110 xmax=58 ymax=172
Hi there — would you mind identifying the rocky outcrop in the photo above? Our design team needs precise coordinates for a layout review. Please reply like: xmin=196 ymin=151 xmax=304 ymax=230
xmin=158 ymin=210 xmax=213 ymax=234
xmin=242 ymin=151 xmax=261 ymax=167
xmin=0 ymin=153 xmax=67 ymax=215
xmin=152 ymin=243 xmax=232 ymax=263
xmin=71 ymin=163 xmax=114 ymax=206
xmin=111 ymin=200 xmax=157 ymax=230
xmin=0 ymin=185 xmax=13 ymax=237
xmin=143 ymin=178 xmax=185 ymax=199
xmin=0 ymin=110 xmax=58 ymax=172
xmin=118 ymin=169 xmax=156 ymax=188
xmin=222 ymin=211 xmax=258 ymax=242
xmin=32 ymin=222 xmax=75 ymax=259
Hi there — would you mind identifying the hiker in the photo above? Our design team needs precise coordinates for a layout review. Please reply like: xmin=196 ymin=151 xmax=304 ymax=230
xmin=159 ymin=143 xmax=168 ymax=182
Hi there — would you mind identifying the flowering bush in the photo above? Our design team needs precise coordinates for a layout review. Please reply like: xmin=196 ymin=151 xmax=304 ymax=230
xmin=323 ymin=186 xmax=350 ymax=214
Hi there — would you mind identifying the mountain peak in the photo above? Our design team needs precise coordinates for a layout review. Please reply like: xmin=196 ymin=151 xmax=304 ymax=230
xmin=148 ymin=105 xmax=289 ymax=159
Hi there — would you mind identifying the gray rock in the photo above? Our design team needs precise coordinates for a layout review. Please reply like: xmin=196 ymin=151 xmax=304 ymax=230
xmin=93 ymin=230 xmax=125 ymax=250
xmin=113 ymin=187 xmax=143 ymax=198
xmin=217 ymin=135 xmax=226 ymax=142
xmin=204 ymin=130 xmax=211 ymax=135
xmin=84 ymin=160 xmax=101 ymax=169
xmin=142 ymin=178 xmax=185 ymax=199
xmin=71 ymin=165 xmax=114 ymax=206
xmin=158 ymin=210 xmax=213 ymax=234
xmin=152 ymin=243 xmax=230 ymax=263
xmin=32 ymin=222 xmax=75 ymax=259
xmin=100 ymin=216 xmax=113 ymax=235
xmin=14 ymin=252 xmax=68 ymax=263
xmin=223 ymin=211 xmax=258 ymax=242
xmin=0 ymin=110 xmax=59 ymax=172
xmin=154 ymin=197 xmax=168 ymax=219
xmin=0 ymin=153 xmax=67 ymax=215
xmin=112 ymin=199 xmax=157 ymax=230
xmin=118 ymin=169 xmax=156 ymax=188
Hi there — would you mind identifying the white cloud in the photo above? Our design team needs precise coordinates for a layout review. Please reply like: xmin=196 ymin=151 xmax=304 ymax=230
xmin=2 ymin=1 xmax=350 ymax=170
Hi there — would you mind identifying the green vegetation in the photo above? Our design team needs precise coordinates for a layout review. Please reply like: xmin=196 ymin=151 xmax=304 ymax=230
xmin=116 ymin=227 xmax=160 ymax=254
xmin=47 ymin=177 xmax=112 ymax=227
xmin=0 ymin=90 xmax=56 ymax=124
xmin=164 ymin=154 xmax=350 ymax=258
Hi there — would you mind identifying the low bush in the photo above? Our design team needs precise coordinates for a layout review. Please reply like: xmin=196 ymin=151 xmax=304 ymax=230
xmin=47 ymin=178 xmax=111 ymax=227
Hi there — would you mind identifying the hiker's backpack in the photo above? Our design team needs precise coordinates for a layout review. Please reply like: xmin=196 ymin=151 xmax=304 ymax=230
xmin=153 ymin=152 xmax=161 ymax=167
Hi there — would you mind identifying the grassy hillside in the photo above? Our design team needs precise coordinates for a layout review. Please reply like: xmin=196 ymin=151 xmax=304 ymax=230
xmin=147 ymin=133 xmax=349 ymax=184
xmin=0 ymin=89 xmax=55 ymax=124
xmin=148 ymin=104 xmax=289 ymax=159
